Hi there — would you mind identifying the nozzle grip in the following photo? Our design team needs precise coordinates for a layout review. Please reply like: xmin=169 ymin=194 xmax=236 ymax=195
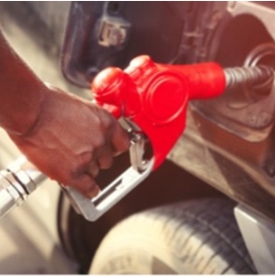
xmin=63 ymin=159 xmax=153 ymax=221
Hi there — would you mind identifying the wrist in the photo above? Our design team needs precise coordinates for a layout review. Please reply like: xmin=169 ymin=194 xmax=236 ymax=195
xmin=0 ymin=29 xmax=48 ymax=137
xmin=3 ymin=86 xmax=47 ymax=137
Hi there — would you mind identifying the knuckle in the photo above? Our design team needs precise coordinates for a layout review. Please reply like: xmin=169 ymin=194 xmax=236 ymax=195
xmin=93 ymin=167 xmax=100 ymax=178
xmin=100 ymin=110 xmax=115 ymax=130
xmin=105 ymin=158 xmax=113 ymax=169
xmin=79 ymin=151 xmax=94 ymax=166
xmin=103 ymin=116 xmax=114 ymax=130
xmin=93 ymin=135 xmax=106 ymax=148
xmin=100 ymin=157 xmax=113 ymax=169
xmin=68 ymin=161 xmax=83 ymax=180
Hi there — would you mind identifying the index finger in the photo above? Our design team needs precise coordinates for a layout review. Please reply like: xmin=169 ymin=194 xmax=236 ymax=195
xmin=111 ymin=123 xmax=130 ymax=155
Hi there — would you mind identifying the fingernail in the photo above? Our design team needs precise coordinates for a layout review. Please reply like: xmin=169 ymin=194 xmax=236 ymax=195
xmin=86 ymin=185 xmax=100 ymax=199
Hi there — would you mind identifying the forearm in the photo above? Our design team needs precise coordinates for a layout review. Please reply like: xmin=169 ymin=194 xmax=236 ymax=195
xmin=0 ymin=29 xmax=46 ymax=136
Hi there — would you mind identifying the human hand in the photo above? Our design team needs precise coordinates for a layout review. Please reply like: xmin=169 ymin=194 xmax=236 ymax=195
xmin=8 ymin=87 xmax=130 ymax=198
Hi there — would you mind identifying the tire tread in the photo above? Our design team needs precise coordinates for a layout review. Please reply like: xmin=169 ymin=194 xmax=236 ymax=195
xmin=91 ymin=198 xmax=256 ymax=274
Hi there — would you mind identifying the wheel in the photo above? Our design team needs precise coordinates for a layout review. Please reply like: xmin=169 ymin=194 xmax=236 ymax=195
xmin=90 ymin=198 xmax=256 ymax=274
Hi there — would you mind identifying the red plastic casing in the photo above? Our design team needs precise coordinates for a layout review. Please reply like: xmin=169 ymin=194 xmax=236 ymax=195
xmin=92 ymin=55 xmax=226 ymax=170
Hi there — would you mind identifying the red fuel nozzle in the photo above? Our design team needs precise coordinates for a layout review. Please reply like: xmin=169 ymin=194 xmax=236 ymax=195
xmin=92 ymin=55 xmax=226 ymax=169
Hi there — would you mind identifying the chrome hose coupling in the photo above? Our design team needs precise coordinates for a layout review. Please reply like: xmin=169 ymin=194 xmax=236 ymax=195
xmin=0 ymin=156 xmax=46 ymax=218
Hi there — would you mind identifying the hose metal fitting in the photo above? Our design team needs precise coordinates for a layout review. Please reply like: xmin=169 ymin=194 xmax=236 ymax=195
xmin=0 ymin=156 xmax=45 ymax=218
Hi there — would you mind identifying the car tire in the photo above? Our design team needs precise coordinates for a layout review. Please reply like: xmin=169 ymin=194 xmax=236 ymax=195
xmin=90 ymin=198 xmax=256 ymax=274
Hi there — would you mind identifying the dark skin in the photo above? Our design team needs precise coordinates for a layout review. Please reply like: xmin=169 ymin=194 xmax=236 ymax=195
xmin=0 ymin=30 xmax=130 ymax=198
